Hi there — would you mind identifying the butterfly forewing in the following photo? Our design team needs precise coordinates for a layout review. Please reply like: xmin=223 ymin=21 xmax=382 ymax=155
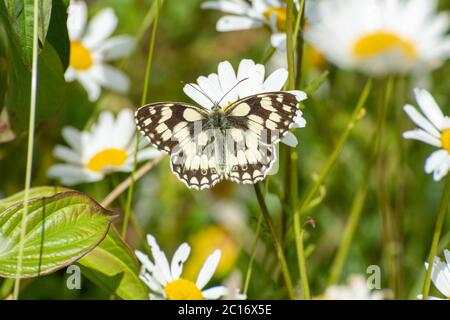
xmin=223 ymin=92 xmax=298 ymax=184
xmin=135 ymin=103 xmax=208 ymax=154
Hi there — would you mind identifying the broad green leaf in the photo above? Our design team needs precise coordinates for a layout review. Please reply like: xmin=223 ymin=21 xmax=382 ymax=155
xmin=0 ymin=0 xmax=29 ymax=130
xmin=0 ymin=186 xmax=69 ymax=212
xmin=46 ymin=0 xmax=69 ymax=70
xmin=78 ymin=227 xmax=149 ymax=300
xmin=36 ymin=42 xmax=66 ymax=121
xmin=17 ymin=0 xmax=34 ymax=66
xmin=38 ymin=0 xmax=52 ymax=45
xmin=0 ymin=191 xmax=115 ymax=278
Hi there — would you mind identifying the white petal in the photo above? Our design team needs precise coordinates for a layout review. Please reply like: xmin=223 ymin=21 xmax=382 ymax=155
xmin=201 ymin=1 xmax=249 ymax=15
xmin=281 ymin=131 xmax=298 ymax=147
xmin=414 ymin=89 xmax=445 ymax=130
xmin=425 ymin=150 xmax=449 ymax=174
xmin=64 ymin=67 xmax=77 ymax=82
xmin=53 ymin=145 xmax=81 ymax=164
xmin=216 ymin=16 xmax=262 ymax=32
xmin=433 ymin=157 xmax=450 ymax=181
xmin=146 ymin=234 xmax=173 ymax=284
xmin=197 ymin=75 xmax=222 ymax=103
xmin=403 ymin=129 xmax=441 ymax=147
xmin=202 ymin=286 xmax=229 ymax=300
xmin=170 ymin=243 xmax=191 ymax=280
xmin=96 ymin=36 xmax=135 ymax=61
xmin=62 ymin=126 xmax=82 ymax=151
xmin=196 ymin=250 xmax=221 ymax=290
xmin=77 ymin=72 xmax=102 ymax=102
xmin=271 ymin=33 xmax=287 ymax=51
xmin=263 ymin=68 xmax=288 ymax=91
xmin=430 ymin=257 xmax=450 ymax=296
xmin=218 ymin=60 xmax=238 ymax=102
xmin=403 ymin=104 xmax=440 ymax=138
xmin=83 ymin=8 xmax=118 ymax=49
xmin=136 ymin=148 xmax=161 ymax=162
xmin=67 ymin=0 xmax=87 ymax=40
xmin=89 ymin=64 xmax=130 ymax=94
xmin=183 ymin=83 xmax=214 ymax=109
xmin=288 ymin=90 xmax=308 ymax=102
xmin=47 ymin=164 xmax=101 ymax=185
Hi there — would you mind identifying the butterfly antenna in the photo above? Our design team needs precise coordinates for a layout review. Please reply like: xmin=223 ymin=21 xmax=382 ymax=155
xmin=182 ymin=81 xmax=216 ymax=106
xmin=217 ymin=77 xmax=250 ymax=106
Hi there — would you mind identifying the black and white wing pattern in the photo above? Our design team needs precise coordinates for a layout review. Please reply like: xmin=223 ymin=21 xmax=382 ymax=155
xmin=223 ymin=92 xmax=299 ymax=184
xmin=135 ymin=103 xmax=224 ymax=190
xmin=135 ymin=92 xmax=300 ymax=190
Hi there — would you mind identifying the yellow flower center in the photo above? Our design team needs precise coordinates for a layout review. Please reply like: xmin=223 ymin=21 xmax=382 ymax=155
xmin=263 ymin=7 xmax=287 ymax=31
xmin=70 ymin=41 xmax=94 ymax=70
xmin=441 ymin=129 xmax=450 ymax=153
xmin=353 ymin=31 xmax=417 ymax=60
xmin=164 ymin=278 xmax=203 ymax=300
xmin=86 ymin=148 xmax=128 ymax=172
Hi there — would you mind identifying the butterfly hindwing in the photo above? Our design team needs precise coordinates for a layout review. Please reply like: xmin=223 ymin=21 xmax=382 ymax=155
xmin=223 ymin=92 xmax=298 ymax=184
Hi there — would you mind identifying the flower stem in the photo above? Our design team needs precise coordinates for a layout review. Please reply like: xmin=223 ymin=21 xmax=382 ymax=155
xmin=297 ymin=80 xmax=372 ymax=217
xmin=122 ymin=0 xmax=161 ymax=238
xmin=422 ymin=175 xmax=450 ymax=299
xmin=13 ymin=0 xmax=39 ymax=300
xmin=328 ymin=79 xmax=388 ymax=285
xmin=243 ymin=211 xmax=263 ymax=295
xmin=253 ymin=184 xmax=295 ymax=299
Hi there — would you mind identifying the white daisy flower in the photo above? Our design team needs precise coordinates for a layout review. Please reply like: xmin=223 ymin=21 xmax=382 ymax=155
xmin=47 ymin=109 xmax=160 ymax=185
xmin=136 ymin=234 xmax=241 ymax=300
xmin=305 ymin=0 xmax=450 ymax=76
xmin=183 ymin=58 xmax=307 ymax=147
xmin=403 ymin=89 xmax=450 ymax=181
xmin=423 ymin=249 xmax=450 ymax=300
xmin=66 ymin=0 xmax=135 ymax=101
xmin=201 ymin=0 xmax=300 ymax=51
xmin=322 ymin=274 xmax=388 ymax=300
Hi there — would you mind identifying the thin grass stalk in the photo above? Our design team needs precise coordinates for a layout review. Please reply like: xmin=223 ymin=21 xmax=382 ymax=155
xmin=122 ymin=0 xmax=161 ymax=238
xmin=328 ymin=79 xmax=390 ymax=285
xmin=422 ymin=175 xmax=450 ymax=299
xmin=13 ymin=0 xmax=40 ymax=300
xmin=297 ymin=80 xmax=372 ymax=217
xmin=253 ymin=184 xmax=295 ymax=299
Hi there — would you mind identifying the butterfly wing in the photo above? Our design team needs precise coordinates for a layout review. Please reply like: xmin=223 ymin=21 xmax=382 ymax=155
xmin=223 ymin=92 xmax=299 ymax=184
xmin=135 ymin=103 xmax=223 ymax=190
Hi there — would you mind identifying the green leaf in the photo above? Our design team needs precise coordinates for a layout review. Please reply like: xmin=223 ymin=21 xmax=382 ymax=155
xmin=0 ymin=186 xmax=69 ymax=212
xmin=38 ymin=0 xmax=52 ymax=45
xmin=46 ymin=0 xmax=69 ymax=70
xmin=17 ymin=0 xmax=34 ymax=66
xmin=78 ymin=227 xmax=149 ymax=300
xmin=0 ymin=191 xmax=115 ymax=278
xmin=36 ymin=42 xmax=66 ymax=122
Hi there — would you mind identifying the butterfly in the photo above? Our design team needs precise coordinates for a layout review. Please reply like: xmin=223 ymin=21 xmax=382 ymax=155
xmin=135 ymin=86 xmax=300 ymax=190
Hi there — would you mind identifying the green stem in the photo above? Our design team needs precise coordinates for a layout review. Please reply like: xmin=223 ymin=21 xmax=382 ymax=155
xmin=422 ymin=175 xmax=450 ymax=299
xmin=253 ymin=184 xmax=295 ymax=299
xmin=243 ymin=212 xmax=263 ymax=295
xmin=327 ymin=79 xmax=389 ymax=285
xmin=292 ymin=150 xmax=310 ymax=299
xmin=13 ymin=0 xmax=39 ymax=300
xmin=298 ymin=80 xmax=372 ymax=216
xmin=122 ymin=0 xmax=161 ymax=238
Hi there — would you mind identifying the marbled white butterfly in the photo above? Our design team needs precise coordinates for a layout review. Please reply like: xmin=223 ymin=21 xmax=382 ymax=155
xmin=135 ymin=86 xmax=299 ymax=190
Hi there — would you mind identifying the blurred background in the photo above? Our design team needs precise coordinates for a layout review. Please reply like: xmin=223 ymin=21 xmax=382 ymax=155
xmin=2 ymin=0 xmax=450 ymax=299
